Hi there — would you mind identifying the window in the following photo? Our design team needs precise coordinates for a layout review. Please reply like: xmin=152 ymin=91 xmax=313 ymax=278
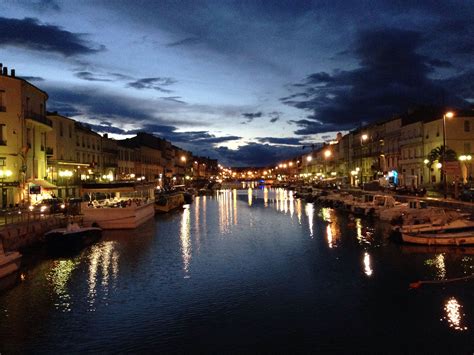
xmin=0 ymin=124 xmax=6 ymax=145
xmin=76 ymin=152 xmax=80 ymax=162
xmin=0 ymin=157 xmax=5 ymax=166
xmin=69 ymin=125 xmax=72 ymax=138
xmin=76 ymin=135 xmax=79 ymax=146
xmin=40 ymin=132 xmax=46 ymax=151
xmin=40 ymin=103 xmax=43 ymax=116
xmin=0 ymin=90 xmax=5 ymax=112
xmin=26 ymin=128 xmax=31 ymax=147
xmin=59 ymin=122 xmax=63 ymax=137
xmin=465 ymin=120 xmax=470 ymax=132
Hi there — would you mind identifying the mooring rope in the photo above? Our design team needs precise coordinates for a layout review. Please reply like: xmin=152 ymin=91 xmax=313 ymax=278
xmin=409 ymin=274 xmax=474 ymax=289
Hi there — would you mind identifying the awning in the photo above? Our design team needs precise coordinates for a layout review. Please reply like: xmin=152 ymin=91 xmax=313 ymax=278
xmin=29 ymin=179 xmax=58 ymax=189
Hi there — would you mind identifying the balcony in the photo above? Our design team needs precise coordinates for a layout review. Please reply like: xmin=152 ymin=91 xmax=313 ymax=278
xmin=25 ymin=111 xmax=52 ymax=127
xmin=0 ymin=106 xmax=6 ymax=112
xmin=46 ymin=147 xmax=54 ymax=156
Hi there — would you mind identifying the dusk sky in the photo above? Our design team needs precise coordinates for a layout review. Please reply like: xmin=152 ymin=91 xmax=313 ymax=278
xmin=1 ymin=0 xmax=473 ymax=166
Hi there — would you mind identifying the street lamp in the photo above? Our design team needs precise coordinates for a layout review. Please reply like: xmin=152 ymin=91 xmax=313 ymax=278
xmin=442 ymin=111 xmax=455 ymax=198
xmin=59 ymin=170 xmax=73 ymax=199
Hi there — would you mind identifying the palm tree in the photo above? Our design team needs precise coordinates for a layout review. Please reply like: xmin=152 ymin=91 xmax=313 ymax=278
xmin=425 ymin=146 xmax=457 ymax=168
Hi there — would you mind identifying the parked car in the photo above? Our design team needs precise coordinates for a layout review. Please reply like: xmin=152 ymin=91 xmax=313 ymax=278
xmin=29 ymin=198 xmax=66 ymax=214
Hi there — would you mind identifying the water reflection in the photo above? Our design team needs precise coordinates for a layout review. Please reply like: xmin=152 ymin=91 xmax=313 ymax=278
xmin=47 ymin=259 xmax=80 ymax=312
xmin=424 ymin=254 xmax=446 ymax=279
xmin=320 ymin=208 xmax=341 ymax=248
xmin=443 ymin=297 xmax=468 ymax=331
xmin=87 ymin=241 xmax=120 ymax=311
xmin=248 ymin=188 xmax=253 ymax=206
xmin=305 ymin=203 xmax=314 ymax=237
xmin=180 ymin=206 xmax=191 ymax=275
xmin=363 ymin=252 xmax=373 ymax=277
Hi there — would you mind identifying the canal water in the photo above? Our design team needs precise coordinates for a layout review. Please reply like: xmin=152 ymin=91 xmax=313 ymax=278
xmin=0 ymin=189 xmax=473 ymax=353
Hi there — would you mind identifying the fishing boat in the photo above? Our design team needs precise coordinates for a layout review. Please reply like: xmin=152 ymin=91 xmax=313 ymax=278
xmin=81 ymin=182 xmax=155 ymax=229
xmin=0 ymin=238 xmax=21 ymax=280
xmin=155 ymin=191 xmax=185 ymax=213
xmin=44 ymin=222 xmax=102 ymax=252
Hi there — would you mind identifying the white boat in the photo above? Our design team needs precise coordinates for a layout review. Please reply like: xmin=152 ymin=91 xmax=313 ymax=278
xmin=402 ymin=224 xmax=474 ymax=246
xmin=81 ymin=182 xmax=155 ymax=229
xmin=155 ymin=191 xmax=185 ymax=213
xmin=0 ymin=239 xmax=21 ymax=280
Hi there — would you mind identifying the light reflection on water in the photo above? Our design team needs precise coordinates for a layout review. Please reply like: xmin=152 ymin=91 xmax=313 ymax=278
xmin=443 ymin=297 xmax=468 ymax=331
xmin=0 ymin=187 xmax=473 ymax=353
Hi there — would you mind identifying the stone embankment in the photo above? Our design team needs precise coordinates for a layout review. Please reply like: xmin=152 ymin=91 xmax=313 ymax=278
xmin=0 ymin=215 xmax=82 ymax=251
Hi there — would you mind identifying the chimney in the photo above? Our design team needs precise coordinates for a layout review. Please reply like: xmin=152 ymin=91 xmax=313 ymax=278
xmin=10 ymin=69 xmax=15 ymax=77
xmin=2 ymin=67 xmax=7 ymax=76
xmin=0 ymin=63 xmax=2 ymax=75
xmin=104 ymin=133 xmax=108 ymax=139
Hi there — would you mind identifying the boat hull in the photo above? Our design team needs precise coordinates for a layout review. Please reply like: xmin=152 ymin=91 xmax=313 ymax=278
xmin=82 ymin=202 xmax=155 ymax=229
xmin=45 ymin=228 xmax=102 ymax=252
xmin=0 ymin=252 xmax=22 ymax=279
xmin=402 ymin=232 xmax=474 ymax=246
xmin=155 ymin=193 xmax=185 ymax=213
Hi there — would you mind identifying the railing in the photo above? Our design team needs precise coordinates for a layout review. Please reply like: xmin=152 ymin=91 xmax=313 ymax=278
xmin=25 ymin=111 xmax=53 ymax=127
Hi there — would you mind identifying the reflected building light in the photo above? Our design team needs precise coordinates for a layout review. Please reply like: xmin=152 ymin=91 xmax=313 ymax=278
xmin=180 ymin=206 xmax=192 ymax=274
xmin=326 ymin=225 xmax=333 ymax=248
xmin=356 ymin=219 xmax=363 ymax=242
xmin=435 ymin=254 xmax=446 ymax=279
xmin=296 ymin=199 xmax=302 ymax=224
xmin=47 ymin=259 xmax=80 ymax=312
xmin=443 ymin=297 xmax=468 ymax=331
xmin=305 ymin=203 xmax=314 ymax=237
xmin=363 ymin=252 xmax=373 ymax=277
xmin=289 ymin=191 xmax=294 ymax=218
xmin=248 ymin=188 xmax=253 ymax=206
xmin=233 ymin=189 xmax=238 ymax=225
xmin=263 ymin=187 xmax=268 ymax=207
xmin=321 ymin=207 xmax=332 ymax=222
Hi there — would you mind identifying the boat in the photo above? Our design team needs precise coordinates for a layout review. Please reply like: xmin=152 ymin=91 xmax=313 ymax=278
xmin=155 ymin=191 xmax=185 ymax=213
xmin=0 ymin=238 xmax=21 ymax=280
xmin=80 ymin=182 xmax=155 ymax=229
xmin=401 ymin=226 xmax=474 ymax=246
xmin=44 ymin=222 xmax=102 ymax=252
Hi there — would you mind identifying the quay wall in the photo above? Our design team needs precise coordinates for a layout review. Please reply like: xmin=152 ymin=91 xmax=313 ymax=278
xmin=0 ymin=216 xmax=65 ymax=251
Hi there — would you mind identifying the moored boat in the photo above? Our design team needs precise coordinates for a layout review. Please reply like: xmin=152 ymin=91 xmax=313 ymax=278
xmin=402 ymin=228 xmax=474 ymax=246
xmin=155 ymin=191 xmax=185 ymax=213
xmin=0 ymin=239 xmax=21 ymax=280
xmin=44 ymin=222 xmax=102 ymax=252
xmin=81 ymin=182 xmax=155 ymax=229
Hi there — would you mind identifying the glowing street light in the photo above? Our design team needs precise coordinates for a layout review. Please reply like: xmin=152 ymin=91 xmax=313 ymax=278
xmin=361 ymin=134 xmax=368 ymax=141
xmin=324 ymin=149 xmax=332 ymax=159
xmin=306 ymin=155 xmax=312 ymax=162
xmin=180 ymin=156 xmax=186 ymax=162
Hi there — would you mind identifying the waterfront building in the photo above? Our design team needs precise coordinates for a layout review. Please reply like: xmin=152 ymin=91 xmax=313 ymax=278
xmin=75 ymin=122 xmax=102 ymax=182
xmin=46 ymin=112 xmax=88 ymax=198
xmin=0 ymin=65 xmax=52 ymax=207
xmin=117 ymin=144 xmax=136 ymax=180
xmin=101 ymin=134 xmax=118 ymax=181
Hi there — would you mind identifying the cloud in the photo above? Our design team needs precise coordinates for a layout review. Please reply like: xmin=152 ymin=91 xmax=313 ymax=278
xmin=215 ymin=143 xmax=303 ymax=167
xmin=127 ymin=77 xmax=177 ymax=91
xmin=160 ymin=96 xmax=187 ymax=104
xmin=256 ymin=137 xmax=302 ymax=146
xmin=166 ymin=37 xmax=201 ymax=47
xmin=269 ymin=111 xmax=281 ymax=123
xmin=19 ymin=76 xmax=45 ymax=82
xmin=74 ymin=71 xmax=112 ymax=82
xmin=0 ymin=17 xmax=104 ymax=56
xmin=241 ymin=111 xmax=262 ymax=123
xmin=282 ymin=27 xmax=470 ymax=135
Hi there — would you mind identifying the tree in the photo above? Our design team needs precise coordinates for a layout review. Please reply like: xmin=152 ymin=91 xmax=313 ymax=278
xmin=425 ymin=146 xmax=457 ymax=168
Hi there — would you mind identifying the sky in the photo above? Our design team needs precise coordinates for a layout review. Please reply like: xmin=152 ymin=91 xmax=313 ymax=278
xmin=1 ymin=0 xmax=473 ymax=166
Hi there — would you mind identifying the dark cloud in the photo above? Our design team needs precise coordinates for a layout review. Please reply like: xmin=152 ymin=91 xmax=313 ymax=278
xmin=283 ymin=27 xmax=470 ymax=135
xmin=269 ymin=111 xmax=281 ymax=123
xmin=0 ymin=17 xmax=104 ymax=56
xmin=127 ymin=77 xmax=177 ymax=91
xmin=215 ymin=143 xmax=302 ymax=167
xmin=75 ymin=71 xmax=112 ymax=82
xmin=256 ymin=137 xmax=302 ymax=146
xmin=160 ymin=96 xmax=186 ymax=104
xmin=20 ymin=76 xmax=45 ymax=82
xmin=241 ymin=111 xmax=262 ymax=122
xmin=166 ymin=37 xmax=201 ymax=47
